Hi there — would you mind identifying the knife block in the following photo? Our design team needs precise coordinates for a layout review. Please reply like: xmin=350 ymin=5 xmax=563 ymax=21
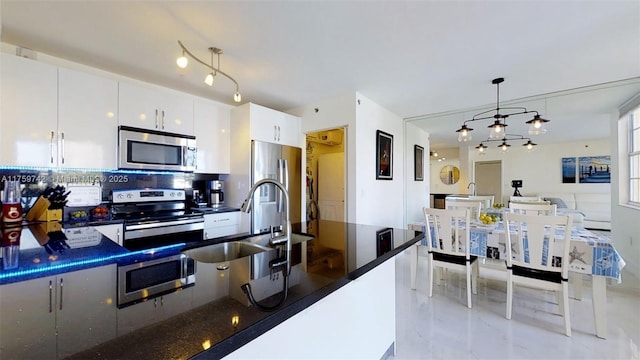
xmin=25 ymin=197 xmax=62 ymax=222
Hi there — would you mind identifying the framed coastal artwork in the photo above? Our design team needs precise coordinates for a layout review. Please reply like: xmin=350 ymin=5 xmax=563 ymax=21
xmin=376 ymin=130 xmax=393 ymax=180
xmin=578 ymin=155 xmax=611 ymax=183
xmin=414 ymin=145 xmax=424 ymax=181
xmin=562 ymin=157 xmax=576 ymax=183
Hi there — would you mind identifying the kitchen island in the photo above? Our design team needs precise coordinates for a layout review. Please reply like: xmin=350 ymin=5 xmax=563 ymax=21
xmin=1 ymin=220 xmax=422 ymax=359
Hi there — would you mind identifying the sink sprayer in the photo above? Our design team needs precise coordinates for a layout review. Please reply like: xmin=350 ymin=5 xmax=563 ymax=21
xmin=239 ymin=178 xmax=292 ymax=312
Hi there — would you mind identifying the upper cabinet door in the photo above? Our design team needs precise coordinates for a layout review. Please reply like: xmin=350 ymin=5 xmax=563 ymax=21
xmin=1 ymin=53 xmax=58 ymax=167
xmin=194 ymin=98 xmax=231 ymax=174
xmin=249 ymin=103 xmax=301 ymax=147
xmin=118 ymin=82 xmax=194 ymax=135
xmin=58 ymin=68 xmax=118 ymax=169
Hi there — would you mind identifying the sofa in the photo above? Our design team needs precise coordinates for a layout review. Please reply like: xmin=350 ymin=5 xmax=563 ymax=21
xmin=537 ymin=193 xmax=611 ymax=230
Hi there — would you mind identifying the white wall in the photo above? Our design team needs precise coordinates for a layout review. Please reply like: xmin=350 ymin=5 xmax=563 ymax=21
xmin=353 ymin=93 xmax=404 ymax=228
xmin=405 ymin=122 xmax=430 ymax=224
xmin=466 ymin=138 xmax=611 ymax=205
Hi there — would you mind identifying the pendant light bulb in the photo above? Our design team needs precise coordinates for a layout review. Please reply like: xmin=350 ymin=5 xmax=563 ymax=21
xmin=204 ymin=72 xmax=215 ymax=86
xmin=234 ymin=91 xmax=242 ymax=103
xmin=176 ymin=51 xmax=188 ymax=68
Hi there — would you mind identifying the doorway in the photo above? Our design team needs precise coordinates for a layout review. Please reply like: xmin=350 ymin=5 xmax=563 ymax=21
xmin=474 ymin=160 xmax=502 ymax=204
xmin=305 ymin=127 xmax=346 ymax=224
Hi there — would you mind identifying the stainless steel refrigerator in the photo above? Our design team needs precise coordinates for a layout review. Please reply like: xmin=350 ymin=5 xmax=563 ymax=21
xmin=250 ymin=140 xmax=302 ymax=234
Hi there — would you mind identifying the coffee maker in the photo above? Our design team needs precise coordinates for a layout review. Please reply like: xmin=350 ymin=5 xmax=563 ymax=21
xmin=206 ymin=180 xmax=225 ymax=207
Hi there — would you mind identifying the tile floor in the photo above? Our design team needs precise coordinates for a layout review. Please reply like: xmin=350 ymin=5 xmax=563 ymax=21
xmin=392 ymin=246 xmax=640 ymax=359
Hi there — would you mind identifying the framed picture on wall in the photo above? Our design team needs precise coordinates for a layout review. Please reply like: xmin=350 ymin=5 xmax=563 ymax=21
xmin=414 ymin=145 xmax=424 ymax=181
xmin=376 ymin=130 xmax=393 ymax=180
xmin=562 ymin=157 xmax=576 ymax=183
xmin=579 ymin=155 xmax=611 ymax=183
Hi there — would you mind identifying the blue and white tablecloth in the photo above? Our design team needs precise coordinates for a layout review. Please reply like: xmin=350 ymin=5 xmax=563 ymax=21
xmin=417 ymin=222 xmax=625 ymax=281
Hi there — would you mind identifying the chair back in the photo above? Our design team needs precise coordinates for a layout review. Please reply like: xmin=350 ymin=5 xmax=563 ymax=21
xmin=509 ymin=196 xmax=540 ymax=203
xmin=503 ymin=212 xmax=573 ymax=278
xmin=469 ymin=195 xmax=495 ymax=210
xmin=509 ymin=202 xmax=557 ymax=215
xmin=445 ymin=199 xmax=482 ymax=221
xmin=423 ymin=207 xmax=471 ymax=259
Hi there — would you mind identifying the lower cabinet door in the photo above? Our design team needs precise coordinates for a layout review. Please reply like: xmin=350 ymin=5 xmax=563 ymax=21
xmin=0 ymin=276 xmax=57 ymax=359
xmin=56 ymin=264 xmax=117 ymax=359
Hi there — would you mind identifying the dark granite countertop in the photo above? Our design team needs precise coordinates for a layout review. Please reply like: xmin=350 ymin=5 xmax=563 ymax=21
xmin=1 ymin=220 xmax=423 ymax=359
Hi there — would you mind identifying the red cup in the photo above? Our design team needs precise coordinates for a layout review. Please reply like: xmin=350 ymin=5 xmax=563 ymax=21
xmin=2 ymin=203 xmax=23 ymax=224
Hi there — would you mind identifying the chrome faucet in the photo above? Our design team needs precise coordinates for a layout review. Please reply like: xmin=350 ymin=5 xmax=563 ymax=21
xmin=467 ymin=182 xmax=476 ymax=196
xmin=239 ymin=178 xmax=291 ymax=311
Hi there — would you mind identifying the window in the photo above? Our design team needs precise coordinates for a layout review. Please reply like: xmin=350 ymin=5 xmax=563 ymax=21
xmin=630 ymin=108 xmax=640 ymax=205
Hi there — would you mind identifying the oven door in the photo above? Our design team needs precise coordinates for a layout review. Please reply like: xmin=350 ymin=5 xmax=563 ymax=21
xmin=118 ymin=125 xmax=196 ymax=172
xmin=117 ymin=254 xmax=195 ymax=308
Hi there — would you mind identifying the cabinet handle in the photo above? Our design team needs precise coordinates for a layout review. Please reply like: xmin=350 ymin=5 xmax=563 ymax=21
xmin=59 ymin=278 xmax=63 ymax=311
xmin=154 ymin=298 xmax=158 ymax=308
xmin=49 ymin=280 xmax=53 ymax=313
xmin=161 ymin=110 xmax=165 ymax=130
xmin=274 ymin=125 xmax=277 ymax=141
xmin=60 ymin=131 xmax=65 ymax=164
xmin=160 ymin=296 xmax=164 ymax=307
xmin=155 ymin=109 xmax=159 ymax=128
xmin=50 ymin=131 xmax=55 ymax=164
xmin=277 ymin=126 xmax=281 ymax=141
xmin=117 ymin=228 xmax=121 ymax=245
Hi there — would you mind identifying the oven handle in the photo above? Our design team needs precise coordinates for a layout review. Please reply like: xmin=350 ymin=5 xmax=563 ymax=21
xmin=125 ymin=219 xmax=204 ymax=239
xmin=125 ymin=217 xmax=204 ymax=231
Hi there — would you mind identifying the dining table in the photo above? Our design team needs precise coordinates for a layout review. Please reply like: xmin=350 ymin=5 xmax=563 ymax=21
xmin=407 ymin=219 xmax=626 ymax=339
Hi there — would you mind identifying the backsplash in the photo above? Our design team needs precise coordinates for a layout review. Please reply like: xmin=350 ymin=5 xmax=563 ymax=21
xmin=0 ymin=167 xmax=194 ymax=214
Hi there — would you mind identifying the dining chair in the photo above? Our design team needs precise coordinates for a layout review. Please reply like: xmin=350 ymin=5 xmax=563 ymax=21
xmin=445 ymin=199 xmax=483 ymax=222
xmin=503 ymin=212 xmax=574 ymax=336
xmin=509 ymin=201 xmax=557 ymax=215
xmin=469 ymin=195 xmax=495 ymax=210
xmin=423 ymin=207 xmax=479 ymax=308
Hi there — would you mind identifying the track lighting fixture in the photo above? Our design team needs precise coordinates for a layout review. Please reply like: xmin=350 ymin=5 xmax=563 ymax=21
xmin=456 ymin=77 xmax=550 ymax=144
xmin=177 ymin=40 xmax=242 ymax=103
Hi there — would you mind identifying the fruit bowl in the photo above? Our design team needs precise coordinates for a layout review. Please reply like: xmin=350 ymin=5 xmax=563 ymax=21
xmin=479 ymin=212 xmax=499 ymax=225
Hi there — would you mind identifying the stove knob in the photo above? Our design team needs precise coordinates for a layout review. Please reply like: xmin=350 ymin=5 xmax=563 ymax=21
xmin=117 ymin=194 xmax=124 ymax=200
xmin=170 ymin=192 xmax=176 ymax=197
xmin=176 ymin=191 xmax=182 ymax=198
xmin=127 ymin=193 xmax=133 ymax=199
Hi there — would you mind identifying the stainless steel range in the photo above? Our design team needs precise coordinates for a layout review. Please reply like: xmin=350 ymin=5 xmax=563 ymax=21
xmin=111 ymin=188 xmax=204 ymax=250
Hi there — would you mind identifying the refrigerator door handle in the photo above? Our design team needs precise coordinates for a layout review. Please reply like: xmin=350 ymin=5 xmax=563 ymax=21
xmin=277 ymin=158 xmax=289 ymax=213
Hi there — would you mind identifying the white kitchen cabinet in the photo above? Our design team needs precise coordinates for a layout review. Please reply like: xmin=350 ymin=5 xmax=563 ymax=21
xmin=203 ymin=211 xmax=241 ymax=240
xmin=194 ymin=97 xmax=231 ymax=173
xmin=0 ymin=53 xmax=118 ymax=169
xmin=118 ymin=81 xmax=194 ymax=135
xmin=93 ymin=223 xmax=123 ymax=246
xmin=0 ymin=264 xmax=117 ymax=360
xmin=116 ymin=287 xmax=193 ymax=336
xmin=232 ymin=102 xmax=301 ymax=148
xmin=191 ymin=262 xmax=230 ymax=308
xmin=58 ymin=67 xmax=118 ymax=169
xmin=0 ymin=53 xmax=58 ymax=167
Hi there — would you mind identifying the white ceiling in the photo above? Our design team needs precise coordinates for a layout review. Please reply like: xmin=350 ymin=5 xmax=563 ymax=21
xmin=2 ymin=1 xmax=639 ymax=150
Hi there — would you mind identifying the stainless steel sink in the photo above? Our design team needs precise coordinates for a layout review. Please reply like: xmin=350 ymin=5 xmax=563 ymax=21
xmin=182 ymin=241 xmax=273 ymax=264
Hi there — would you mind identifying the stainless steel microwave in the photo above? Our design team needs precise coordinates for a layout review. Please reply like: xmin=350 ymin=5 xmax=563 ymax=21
xmin=118 ymin=126 xmax=197 ymax=172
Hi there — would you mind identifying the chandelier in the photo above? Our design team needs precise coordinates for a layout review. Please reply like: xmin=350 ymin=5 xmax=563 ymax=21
xmin=456 ymin=77 xmax=550 ymax=151
xmin=176 ymin=40 xmax=242 ymax=103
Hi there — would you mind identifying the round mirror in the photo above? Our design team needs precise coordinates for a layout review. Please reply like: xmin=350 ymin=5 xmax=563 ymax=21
xmin=440 ymin=165 xmax=460 ymax=185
